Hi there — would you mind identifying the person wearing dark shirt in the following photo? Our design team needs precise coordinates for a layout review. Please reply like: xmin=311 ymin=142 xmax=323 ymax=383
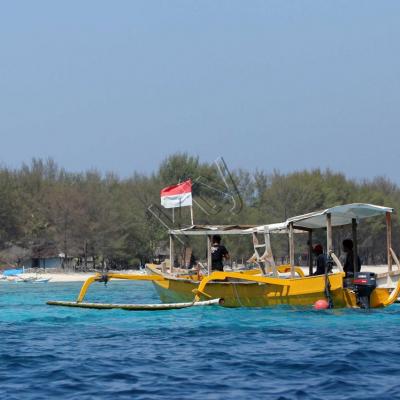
xmin=211 ymin=235 xmax=229 ymax=271
xmin=188 ymin=253 xmax=197 ymax=269
xmin=312 ymin=244 xmax=331 ymax=275
xmin=343 ymin=239 xmax=361 ymax=277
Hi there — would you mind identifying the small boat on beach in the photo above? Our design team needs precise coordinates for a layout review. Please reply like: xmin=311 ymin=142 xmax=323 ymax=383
xmin=1 ymin=268 xmax=25 ymax=281
xmin=2 ymin=274 xmax=51 ymax=283
xmin=32 ymin=277 xmax=51 ymax=283
xmin=48 ymin=203 xmax=400 ymax=311
xmin=14 ymin=276 xmax=37 ymax=283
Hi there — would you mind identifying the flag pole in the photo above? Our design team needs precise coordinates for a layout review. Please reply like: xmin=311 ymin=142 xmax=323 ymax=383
xmin=179 ymin=198 xmax=182 ymax=228
xmin=190 ymin=205 xmax=194 ymax=226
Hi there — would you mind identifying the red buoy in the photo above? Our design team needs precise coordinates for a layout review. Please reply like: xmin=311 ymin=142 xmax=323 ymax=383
xmin=314 ymin=299 xmax=329 ymax=310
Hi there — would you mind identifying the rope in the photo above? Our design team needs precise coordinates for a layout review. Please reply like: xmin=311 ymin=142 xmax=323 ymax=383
xmin=232 ymin=280 xmax=245 ymax=307
xmin=325 ymin=256 xmax=334 ymax=308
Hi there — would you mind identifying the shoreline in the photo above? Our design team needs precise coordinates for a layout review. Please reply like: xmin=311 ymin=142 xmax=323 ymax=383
xmin=2 ymin=270 xmax=142 ymax=283
xmin=1 ymin=265 xmax=393 ymax=283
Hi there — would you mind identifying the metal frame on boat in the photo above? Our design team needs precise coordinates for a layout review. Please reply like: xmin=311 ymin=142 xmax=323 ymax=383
xmin=47 ymin=203 xmax=400 ymax=310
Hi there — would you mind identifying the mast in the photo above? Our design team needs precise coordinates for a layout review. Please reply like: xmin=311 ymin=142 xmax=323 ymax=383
xmin=190 ymin=205 xmax=194 ymax=226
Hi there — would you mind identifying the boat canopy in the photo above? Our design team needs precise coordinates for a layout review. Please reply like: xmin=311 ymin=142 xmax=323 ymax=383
xmin=169 ymin=225 xmax=257 ymax=236
xmin=245 ymin=222 xmax=305 ymax=234
xmin=170 ymin=222 xmax=305 ymax=236
xmin=286 ymin=203 xmax=393 ymax=230
xmin=169 ymin=204 xmax=393 ymax=235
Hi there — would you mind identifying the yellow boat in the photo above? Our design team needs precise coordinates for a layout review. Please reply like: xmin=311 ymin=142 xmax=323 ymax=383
xmin=48 ymin=203 xmax=400 ymax=310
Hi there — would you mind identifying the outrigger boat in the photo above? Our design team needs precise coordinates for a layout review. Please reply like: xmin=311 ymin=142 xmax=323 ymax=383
xmin=48 ymin=203 xmax=400 ymax=310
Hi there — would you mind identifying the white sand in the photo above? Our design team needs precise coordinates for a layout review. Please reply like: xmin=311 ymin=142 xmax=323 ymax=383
xmin=5 ymin=265 xmax=397 ymax=283
xmin=17 ymin=269 xmax=144 ymax=282
xmin=19 ymin=272 xmax=95 ymax=282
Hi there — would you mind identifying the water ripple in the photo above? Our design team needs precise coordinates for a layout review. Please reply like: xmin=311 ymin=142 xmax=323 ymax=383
xmin=1 ymin=281 xmax=400 ymax=399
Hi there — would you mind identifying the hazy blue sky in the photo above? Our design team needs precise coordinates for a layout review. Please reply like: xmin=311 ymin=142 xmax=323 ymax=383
xmin=0 ymin=1 xmax=399 ymax=181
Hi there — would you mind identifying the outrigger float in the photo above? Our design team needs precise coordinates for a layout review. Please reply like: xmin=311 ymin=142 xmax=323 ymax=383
xmin=48 ymin=203 xmax=400 ymax=311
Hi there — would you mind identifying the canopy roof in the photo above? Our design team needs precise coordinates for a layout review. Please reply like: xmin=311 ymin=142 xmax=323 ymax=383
xmin=245 ymin=222 xmax=301 ymax=234
xmin=169 ymin=225 xmax=256 ymax=236
xmin=170 ymin=222 xmax=304 ymax=236
xmin=168 ymin=204 xmax=393 ymax=236
xmin=286 ymin=203 xmax=393 ymax=230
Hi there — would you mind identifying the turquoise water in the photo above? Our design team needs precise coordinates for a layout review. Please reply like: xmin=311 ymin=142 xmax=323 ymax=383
xmin=1 ymin=281 xmax=400 ymax=400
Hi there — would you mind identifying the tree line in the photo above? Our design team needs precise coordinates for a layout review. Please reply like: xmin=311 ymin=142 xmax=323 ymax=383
xmin=0 ymin=154 xmax=399 ymax=269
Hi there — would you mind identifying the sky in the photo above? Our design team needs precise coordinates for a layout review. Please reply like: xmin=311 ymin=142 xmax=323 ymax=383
xmin=0 ymin=1 xmax=399 ymax=182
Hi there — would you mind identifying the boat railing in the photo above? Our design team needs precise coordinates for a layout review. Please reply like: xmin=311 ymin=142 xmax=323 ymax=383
xmin=389 ymin=248 xmax=400 ymax=271
xmin=329 ymin=252 xmax=344 ymax=272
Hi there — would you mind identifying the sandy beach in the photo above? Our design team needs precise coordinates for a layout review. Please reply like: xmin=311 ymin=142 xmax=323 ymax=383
xmin=19 ymin=272 xmax=95 ymax=282
xmin=5 ymin=270 xmax=141 ymax=283
xmin=4 ymin=265 xmax=394 ymax=283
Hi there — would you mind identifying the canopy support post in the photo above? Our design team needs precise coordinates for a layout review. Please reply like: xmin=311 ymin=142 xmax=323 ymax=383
xmin=289 ymin=222 xmax=295 ymax=278
xmin=207 ymin=235 xmax=212 ymax=276
xmin=169 ymin=234 xmax=175 ymax=274
xmin=326 ymin=213 xmax=333 ymax=254
xmin=352 ymin=218 xmax=358 ymax=277
xmin=308 ymin=230 xmax=313 ymax=276
xmin=386 ymin=212 xmax=392 ymax=273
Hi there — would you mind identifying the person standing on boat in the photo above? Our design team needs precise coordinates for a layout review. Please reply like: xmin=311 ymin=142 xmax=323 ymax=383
xmin=312 ymin=244 xmax=331 ymax=275
xmin=342 ymin=239 xmax=361 ymax=277
xmin=211 ymin=235 xmax=230 ymax=271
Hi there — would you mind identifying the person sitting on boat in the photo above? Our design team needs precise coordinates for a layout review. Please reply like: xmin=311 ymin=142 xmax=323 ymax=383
xmin=342 ymin=239 xmax=361 ymax=277
xmin=188 ymin=253 xmax=197 ymax=269
xmin=312 ymin=244 xmax=331 ymax=275
xmin=211 ymin=235 xmax=230 ymax=271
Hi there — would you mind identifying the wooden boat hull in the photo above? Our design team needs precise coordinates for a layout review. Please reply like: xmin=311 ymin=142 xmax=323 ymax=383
xmin=46 ymin=266 xmax=397 ymax=310
xmin=147 ymin=264 xmax=392 ymax=308
xmin=152 ymin=278 xmax=343 ymax=307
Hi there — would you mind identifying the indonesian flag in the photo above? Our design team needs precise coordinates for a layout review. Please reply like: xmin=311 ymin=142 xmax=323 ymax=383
xmin=160 ymin=180 xmax=193 ymax=209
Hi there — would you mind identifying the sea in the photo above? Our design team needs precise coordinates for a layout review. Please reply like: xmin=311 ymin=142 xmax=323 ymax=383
xmin=1 ymin=280 xmax=400 ymax=400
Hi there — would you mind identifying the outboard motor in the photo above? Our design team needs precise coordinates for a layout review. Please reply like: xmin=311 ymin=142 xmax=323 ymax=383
xmin=353 ymin=272 xmax=377 ymax=309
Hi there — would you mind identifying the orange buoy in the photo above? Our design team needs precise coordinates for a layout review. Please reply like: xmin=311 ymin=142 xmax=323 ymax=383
xmin=313 ymin=299 xmax=329 ymax=310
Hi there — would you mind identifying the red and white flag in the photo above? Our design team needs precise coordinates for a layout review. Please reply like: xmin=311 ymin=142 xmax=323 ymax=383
xmin=160 ymin=180 xmax=193 ymax=209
